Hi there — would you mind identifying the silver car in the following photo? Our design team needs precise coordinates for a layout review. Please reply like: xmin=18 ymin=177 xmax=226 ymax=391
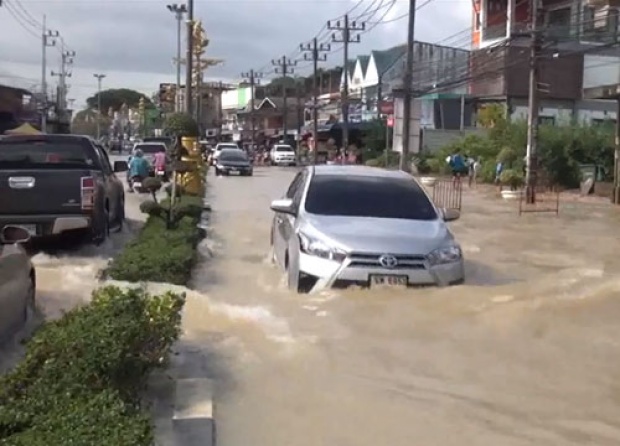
xmin=0 ymin=226 xmax=35 ymax=341
xmin=269 ymin=165 xmax=464 ymax=293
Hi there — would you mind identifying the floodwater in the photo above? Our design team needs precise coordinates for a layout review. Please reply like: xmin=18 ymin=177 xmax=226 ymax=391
xmin=7 ymin=165 xmax=620 ymax=445
xmin=181 ymin=167 xmax=620 ymax=446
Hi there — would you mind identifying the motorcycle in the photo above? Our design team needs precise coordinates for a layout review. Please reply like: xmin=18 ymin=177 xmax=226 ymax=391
xmin=129 ymin=175 xmax=146 ymax=193
xmin=155 ymin=167 xmax=169 ymax=182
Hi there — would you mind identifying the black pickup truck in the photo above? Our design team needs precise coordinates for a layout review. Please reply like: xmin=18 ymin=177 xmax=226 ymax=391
xmin=0 ymin=134 xmax=127 ymax=244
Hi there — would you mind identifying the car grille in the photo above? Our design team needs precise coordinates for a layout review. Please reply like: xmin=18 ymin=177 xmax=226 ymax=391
xmin=348 ymin=252 xmax=427 ymax=270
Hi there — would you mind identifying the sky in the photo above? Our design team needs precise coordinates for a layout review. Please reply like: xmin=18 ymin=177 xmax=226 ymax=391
xmin=0 ymin=0 xmax=471 ymax=110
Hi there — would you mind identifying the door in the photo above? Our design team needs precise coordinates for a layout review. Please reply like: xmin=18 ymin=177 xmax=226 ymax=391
xmin=274 ymin=171 xmax=304 ymax=269
xmin=0 ymin=246 xmax=29 ymax=339
xmin=95 ymin=145 xmax=122 ymax=222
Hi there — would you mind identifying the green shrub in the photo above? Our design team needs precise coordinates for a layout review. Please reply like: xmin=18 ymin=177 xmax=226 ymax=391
xmin=499 ymin=169 xmax=524 ymax=190
xmin=163 ymin=112 xmax=199 ymax=137
xmin=0 ymin=286 xmax=185 ymax=445
xmin=106 ymin=195 xmax=205 ymax=285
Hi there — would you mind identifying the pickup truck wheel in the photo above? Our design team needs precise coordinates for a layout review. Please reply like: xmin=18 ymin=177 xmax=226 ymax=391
xmin=92 ymin=209 xmax=110 ymax=246
xmin=111 ymin=198 xmax=125 ymax=233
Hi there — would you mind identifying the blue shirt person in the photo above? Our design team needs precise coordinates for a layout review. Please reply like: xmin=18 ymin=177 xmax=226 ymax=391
xmin=128 ymin=149 xmax=150 ymax=178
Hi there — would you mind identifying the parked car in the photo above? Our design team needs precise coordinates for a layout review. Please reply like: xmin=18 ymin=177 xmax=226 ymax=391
xmin=0 ymin=134 xmax=126 ymax=245
xmin=214 ymin=149 xmax=253 ymax=176
xmin=0 ymin=225 xmax=36 ymax=341
xmin=211 ymin=142 xmax=240 ymax=165
xmin=269 ymin=144 xmax=296 ymax=166
xmin=269 ymin=165 xmax=464 ymax=293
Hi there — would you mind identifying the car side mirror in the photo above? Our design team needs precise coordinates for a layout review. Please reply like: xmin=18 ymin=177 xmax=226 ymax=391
xmin=1 ymin=226 xmax=31 ymax=244
xmin=113 ymin=160 xmax=128 ymax=172
xmin=270 ymin=198 xmax=296 ymax=216
xmin=442 ymin=208 xmax=460 ymax=222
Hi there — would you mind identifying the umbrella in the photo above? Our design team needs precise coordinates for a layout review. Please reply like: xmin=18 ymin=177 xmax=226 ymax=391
xmin=4 ymin=123 xmax=42 ymax=135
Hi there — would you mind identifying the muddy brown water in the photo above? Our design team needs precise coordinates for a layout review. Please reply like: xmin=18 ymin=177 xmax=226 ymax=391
xmin=6 ymin=166 xmax=620 ymax=445
xmin=179 ymin=167 xmax=620 ymax=446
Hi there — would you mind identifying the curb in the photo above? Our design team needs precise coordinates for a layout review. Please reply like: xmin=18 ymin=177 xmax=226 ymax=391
xmin=172 ymin=378 xmax=216 ymax=446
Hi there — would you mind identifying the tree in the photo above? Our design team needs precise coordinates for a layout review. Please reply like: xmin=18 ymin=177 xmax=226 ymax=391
xmin=86 ymin=88 xmax=152 ymax=112
xmin=163 ymin=112 xmax=199 ymax=138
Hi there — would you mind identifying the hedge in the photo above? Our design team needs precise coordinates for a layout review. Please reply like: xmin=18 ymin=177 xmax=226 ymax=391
xmin=0 ymin=286 xmax=185 ymax=445
xmin=105 ymin=195 xmax=205 ymax=286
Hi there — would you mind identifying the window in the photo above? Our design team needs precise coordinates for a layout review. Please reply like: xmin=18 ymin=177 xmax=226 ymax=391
xmin=275 ymin=145 xmax=294 ymax=152
xmin=218 ymin=150 xmax=248 ymax=162
xmin=0 ymin=140 xmax=93 ymax=169
xmin=547 ymin=7 xmax=572 ymax=38
xmin=285 ymin=172 xmax=304 ymax=199
xmin=304 ymin=175 xmax=438 ymax=220
xmin=95 ymin=145 xmax=113 ymax=174
xmin=135 ymin=143 xmax=166 ymax=154
xmin=591 ymin=118 xmax=616 ymax=127
xmin=538 ymin=116 xmax=556 ymax=126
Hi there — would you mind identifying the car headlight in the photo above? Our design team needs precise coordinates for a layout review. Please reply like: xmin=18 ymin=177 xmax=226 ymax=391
xmin=427 ymin=245 xmax=462 ymax=266
xmin=298 ymin=233 xmax=347 ymax=262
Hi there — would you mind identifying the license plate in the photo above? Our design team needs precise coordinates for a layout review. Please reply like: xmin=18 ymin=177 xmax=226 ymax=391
xmin=370 ymin=275 xmax=408 ymax=287
xmin=230 ymin=168 xmax=238 ymax=171
xmin=133 ymin=182 xmax=142 ymax=188
xmin=13 ymin=224 xmax=37 ymax=236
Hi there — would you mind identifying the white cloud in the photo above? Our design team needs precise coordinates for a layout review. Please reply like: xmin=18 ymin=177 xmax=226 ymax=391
xmin=0 ymin=0 xmax=470 ymax=109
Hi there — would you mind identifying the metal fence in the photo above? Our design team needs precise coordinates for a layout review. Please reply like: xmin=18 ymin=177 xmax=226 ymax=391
xmin=518 ymin=185 xmax=561 ymax=216
xmin=432 ymin=179 xmax=463 ymax=211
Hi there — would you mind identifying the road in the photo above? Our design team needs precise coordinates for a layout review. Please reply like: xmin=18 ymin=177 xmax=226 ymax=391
xmin=180 ymin=166 xmax=620 ymax=446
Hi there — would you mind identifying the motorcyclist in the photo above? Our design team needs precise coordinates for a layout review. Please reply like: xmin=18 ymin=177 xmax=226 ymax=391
xmin=128 ymin=149 xmax=150 ymax=191
xmin=154 ymin=147 xmax=168 ymax=181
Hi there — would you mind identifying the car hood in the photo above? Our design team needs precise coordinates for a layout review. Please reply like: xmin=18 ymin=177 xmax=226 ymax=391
xmin=302 ymin=214 xmax=453 ymax=254
xmin=218 ymin=160 xmax=251 ymax=167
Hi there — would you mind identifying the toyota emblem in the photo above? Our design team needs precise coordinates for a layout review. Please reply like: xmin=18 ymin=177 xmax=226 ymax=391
xmin=378 ymin=254 xmax=398 ymax=268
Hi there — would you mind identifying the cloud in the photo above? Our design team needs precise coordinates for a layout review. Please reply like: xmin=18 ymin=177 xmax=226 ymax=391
xmin=0 ymin=0 xmax=470 ymax=108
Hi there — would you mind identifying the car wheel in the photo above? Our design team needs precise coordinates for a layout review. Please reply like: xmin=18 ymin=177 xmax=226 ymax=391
xmin=111 ymin=197 xmax=125 ymax=233
xmin=93 ymin=208 xmax=110 ymax=246
xmin=24 ymin=274 xmax=35 ymax=322
xmin=215 ymin=168 xmax=221 ymax=176
xmin=286 ymin=252 xmax=309 ymax=293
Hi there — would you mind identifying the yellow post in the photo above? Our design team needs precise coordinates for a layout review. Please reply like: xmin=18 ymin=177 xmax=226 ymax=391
xmin=179 ymin=136 xmax=205 ymax=196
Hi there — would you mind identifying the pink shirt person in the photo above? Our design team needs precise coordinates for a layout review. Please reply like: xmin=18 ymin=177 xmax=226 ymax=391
xmin=154 ymin=151 xmax=166 ymax=170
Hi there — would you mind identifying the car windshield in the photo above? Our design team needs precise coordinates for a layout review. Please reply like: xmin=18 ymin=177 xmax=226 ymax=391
xmin=217 ymin=144 xmax=238 ymax=151
xmin=304 ymin=175 xmax=438 ymax=220
xmin=275 ymin=146 xmax=293 ymax=152
xmin=219 ymin=151 xmax=248 ymax=162
xmin=135 ymin=144 xmax=165 ymax=154
xmin=0 ymin=140 xmax=93 ymax=169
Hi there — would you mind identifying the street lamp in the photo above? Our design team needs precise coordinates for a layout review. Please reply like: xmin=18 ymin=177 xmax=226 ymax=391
xmin=93 ymin=73 xmax=106 ymax=140
xmin=167 ymin=3 xmax=187 ymax=112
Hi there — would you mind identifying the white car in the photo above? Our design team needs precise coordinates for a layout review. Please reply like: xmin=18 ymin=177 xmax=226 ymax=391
xmin=270 ymin=144 xmax=296 ymax=166
xmin=212 ymin=143 xmax=240 ymax=165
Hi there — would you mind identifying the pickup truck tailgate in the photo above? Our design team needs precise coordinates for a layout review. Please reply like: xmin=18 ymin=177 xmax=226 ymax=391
xmin=0 ymin=169 xmax=90 ymax=215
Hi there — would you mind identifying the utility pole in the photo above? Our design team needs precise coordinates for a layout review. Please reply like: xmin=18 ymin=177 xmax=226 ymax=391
xmin=167 ymin=3 xmax=187 ymax=112
xmin=241 ymin=69 xmax=262 ymax=151
xmin=272 ymin=56 xmax=297 ymax=144
xmin=399 ymin=0 xmax=418 ymax=172
xmin=51 ymin=50 xmax=75 ymax=114
xmin=301 ymin=37 xmax=330 ymax=164
xmin=185 ymin=0 xmax=194 ymax=115
xmin=524 ymin=0 xmax=543 ymax=204
xmin=93 ymin=74 xmax=106 ymax=140
xmin=41 ymin=15 xmax=59 ymax=133
xmin=329 ymin=15 xmax=364 ymax=158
